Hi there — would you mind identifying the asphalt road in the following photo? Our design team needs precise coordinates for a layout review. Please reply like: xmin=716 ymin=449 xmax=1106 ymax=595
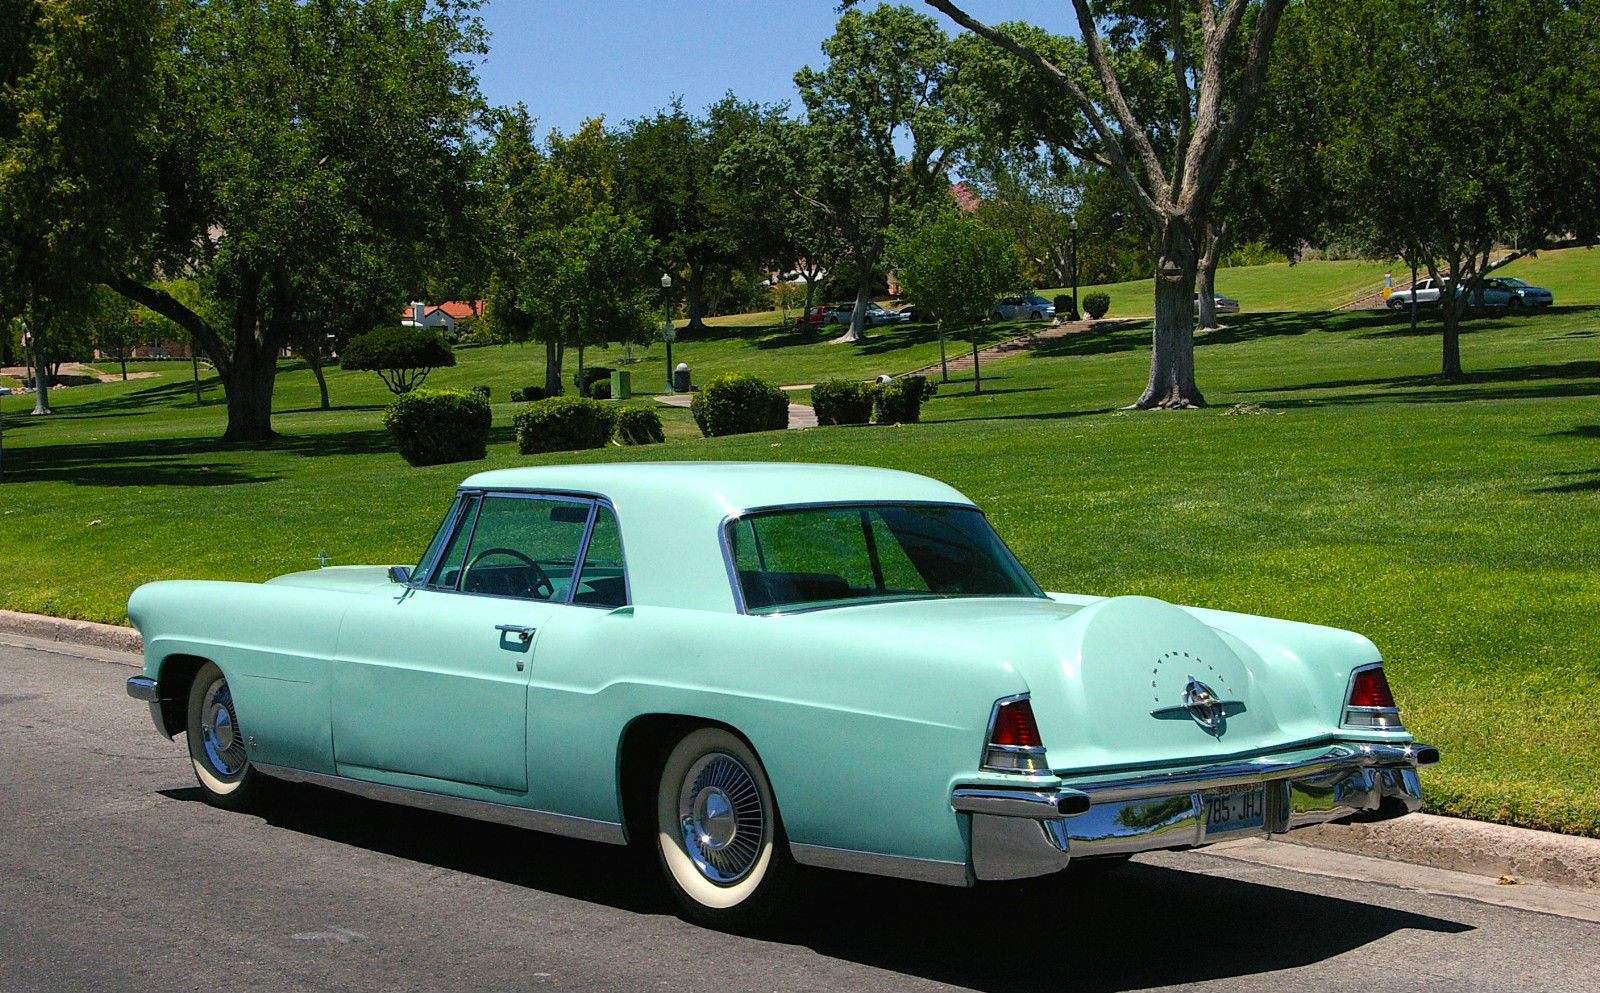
xmin=4 ymin=637 xmax=1599 ymax=993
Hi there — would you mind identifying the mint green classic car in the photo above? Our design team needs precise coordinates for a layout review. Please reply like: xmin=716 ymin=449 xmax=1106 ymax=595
xmin=126 ymin=462 xmax=1437 ymax=931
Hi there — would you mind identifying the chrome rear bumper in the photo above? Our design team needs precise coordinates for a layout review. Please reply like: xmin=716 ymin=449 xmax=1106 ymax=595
xmin=952 ymin=742 xmax=1438 ymax=882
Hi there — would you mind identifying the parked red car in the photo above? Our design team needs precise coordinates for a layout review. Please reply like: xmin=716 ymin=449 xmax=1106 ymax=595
xmin=794 ymin=305 xmax=830 ymax=328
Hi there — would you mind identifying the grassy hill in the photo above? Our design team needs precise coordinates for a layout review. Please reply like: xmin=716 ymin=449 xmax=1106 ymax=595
xmin=3 ymin=251 xmax=1599 ymax=838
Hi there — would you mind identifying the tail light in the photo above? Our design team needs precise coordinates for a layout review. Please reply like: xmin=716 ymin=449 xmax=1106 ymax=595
xmin=982 ymin=695 xmax=1050 ymax=773
xmin=1343 ymin=664 xmax=1406 ymax=731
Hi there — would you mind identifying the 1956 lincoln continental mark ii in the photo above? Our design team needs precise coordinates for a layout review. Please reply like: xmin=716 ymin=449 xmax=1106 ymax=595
xmin=126 ymin=462 xmax=1438 ymax=930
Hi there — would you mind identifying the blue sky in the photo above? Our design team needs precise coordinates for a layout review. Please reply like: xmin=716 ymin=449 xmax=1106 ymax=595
xmin=473 ymin=2 xmax=1079 ymax=136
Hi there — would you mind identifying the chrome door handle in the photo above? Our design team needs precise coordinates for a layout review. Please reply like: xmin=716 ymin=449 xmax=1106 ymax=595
xmin=495 ymin=624 xmax=536 ymax=643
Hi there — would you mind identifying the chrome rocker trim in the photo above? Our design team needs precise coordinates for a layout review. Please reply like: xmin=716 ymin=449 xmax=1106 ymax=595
xmin=125 ymin=676 xmax=172 ymax=741
xmin=789 ymin=843 xmax=969 ymax=887
xmin=252 ymin=763 xmax=628 ymax=846
xmin=952 ymin=742 xmax=1438 ymax=883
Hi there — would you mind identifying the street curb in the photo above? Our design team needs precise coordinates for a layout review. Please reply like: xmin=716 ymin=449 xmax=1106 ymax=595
xmin=2 ymin=607 xmax=1596 ymax=893
xmin=0 ymin=608 xmax=143 ymax=654
xmin=1283 ymin=813 xmax=1600 ymax=891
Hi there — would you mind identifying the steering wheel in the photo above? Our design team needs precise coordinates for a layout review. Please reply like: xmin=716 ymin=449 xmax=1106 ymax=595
xmin=463 ymin=547 xmax=556 ymax=600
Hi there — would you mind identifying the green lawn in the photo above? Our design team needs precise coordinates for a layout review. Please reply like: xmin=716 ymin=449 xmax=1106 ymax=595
xmin=3 ymin=258 xmax=1599 ymax=839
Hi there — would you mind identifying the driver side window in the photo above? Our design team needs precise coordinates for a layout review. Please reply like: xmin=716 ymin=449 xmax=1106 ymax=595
xmin=458 ymin=495 xmax=592 ymax=600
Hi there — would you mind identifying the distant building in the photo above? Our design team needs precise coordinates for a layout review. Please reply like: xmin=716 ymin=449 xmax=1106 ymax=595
xmin=401 ymin=300 xmax=483 ymax=336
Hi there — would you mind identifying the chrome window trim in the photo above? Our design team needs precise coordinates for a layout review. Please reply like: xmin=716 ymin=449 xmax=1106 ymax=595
xmin=418 ymin=490 xmax=485 ymax=591
xmin=412 ymin=491 xmax=630 ymax=608
xmin=253 ymin=762 xmax=627 ymax=846
xmin=718 ymin=501 xmax=1046 ymax=617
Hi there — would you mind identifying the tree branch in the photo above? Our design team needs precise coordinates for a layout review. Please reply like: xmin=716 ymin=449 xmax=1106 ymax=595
xmin=102 ymin=270 xmax=231 ymax=379
xmin=922 ymin=0 xmax=1163 ymax=225
xmin=1191 ymin=0 xmax=1288 ymax=208
xmin=1169 ymin=0 xmax=1193 ymax=199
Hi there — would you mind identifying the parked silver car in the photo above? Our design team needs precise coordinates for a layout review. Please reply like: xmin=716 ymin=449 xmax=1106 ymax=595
xmin=990 ymin=294 xmax=1056 ymax=321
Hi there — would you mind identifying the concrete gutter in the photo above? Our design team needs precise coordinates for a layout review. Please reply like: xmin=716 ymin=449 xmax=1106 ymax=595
xmin=3 ymin=607 xmax=1597 ymax=893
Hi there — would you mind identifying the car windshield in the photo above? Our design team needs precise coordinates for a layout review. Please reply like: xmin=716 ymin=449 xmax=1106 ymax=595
xmin=1500 ymin=277 xmax=1531 ymax=287
xmin=724 ymin=503 xmax=1045 ymax=613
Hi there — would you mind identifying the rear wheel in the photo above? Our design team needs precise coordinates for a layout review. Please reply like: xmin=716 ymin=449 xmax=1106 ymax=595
xmin=185 ymin=662 xmax=270 ymax=811
xmin=655 ymin=727 xmax=794 ymax=932
xmin=1507 ymin=296 xmax=1524 ymax=314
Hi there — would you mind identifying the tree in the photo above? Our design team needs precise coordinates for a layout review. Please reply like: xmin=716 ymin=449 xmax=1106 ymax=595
xmin=717 ymin=116 xmax=849 ymax=319
xmin=481 ymin=109 xmax=644 ymax=395
xmin=341 ymin=326 xmax=455 ymax=394
xmin=0 ymin=0 xmax=158 ymax=420
xmin=616 ymin=96 xmax=775 ymax=332
xmin=798 ymin=5 xmax=970 ymax=343
xmin=924 ymin=0 xmax=1289 ymax=407
xmin=892 ymin=213 xmax=1025 ymax=391
xmin=102 ymin=0 xmax=485 ymax=441
xmin=1289 ymin=0 xmax=1600 ymax=379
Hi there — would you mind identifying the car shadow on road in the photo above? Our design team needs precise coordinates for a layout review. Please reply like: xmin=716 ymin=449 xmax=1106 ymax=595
xmin=161 ymin=782 xmax=1473 ymax=991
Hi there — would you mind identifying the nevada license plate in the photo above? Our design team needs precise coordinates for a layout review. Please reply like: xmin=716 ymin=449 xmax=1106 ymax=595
xmin=1202 ymin=784 xmax=1266 ymax=836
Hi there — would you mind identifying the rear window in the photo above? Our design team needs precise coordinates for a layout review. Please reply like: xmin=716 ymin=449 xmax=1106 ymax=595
xmin=724 ymin=504 xmax=1044 ymax=614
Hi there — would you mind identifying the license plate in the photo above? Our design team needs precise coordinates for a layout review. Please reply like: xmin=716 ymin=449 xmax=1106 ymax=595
xmin=1202 ymin=784 xmax=1266 ymax=836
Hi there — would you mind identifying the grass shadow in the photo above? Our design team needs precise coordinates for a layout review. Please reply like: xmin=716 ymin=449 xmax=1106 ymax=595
xmin=6 ymin=426 xmax=398 ymax=486
xmin=1534 ymin=468 xmax=1600 ymax=494
xmin=1248 ymin=361 xmax=1600 ymax=407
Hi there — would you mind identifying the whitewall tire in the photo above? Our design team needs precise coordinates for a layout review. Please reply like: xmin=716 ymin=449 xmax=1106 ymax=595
xmin=185 ymin=662 xmax=270 ymax=811
xmin=655 ymin=727 xmax=794 ymax=931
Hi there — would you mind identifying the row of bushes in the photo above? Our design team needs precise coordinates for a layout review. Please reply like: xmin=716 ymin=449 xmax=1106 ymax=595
xmin=811 ymin=375 xmax=936 ymax=426
xmin=383 ymin=389 xmax=664 ymax=466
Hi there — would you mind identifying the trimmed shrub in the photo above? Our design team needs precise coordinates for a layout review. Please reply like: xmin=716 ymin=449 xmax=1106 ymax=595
xmin=341 ymin=326 xmax=455 ymax=394
xmin=873 ymin=375 xmax=930 ymax=424
xmin=589 ymin=379 xmax=612 ymax=400
xmin=510 ymin=385 xmax=548 ymax=403
xmin=513 ymin=396 xmax=617 ymax=455
xmin=615 ymin=405 xmax=664 ymax=445
xmin=1053 ymin=294 xmax=1078 ymax=321
xmin=810 ymin=379 xmax=875 ymax=425
xmin=574 ymin=366 xmax=613 ymax=397
xmin=690 ymin=372 xmax=788 ymax=437
xmin=383 ymin=388 xmax=492 ymax=467
xmin=1082 ymin=292 xmax=1111 ymax=319
xmin=470 ymin=385 xmax=490 ymax=400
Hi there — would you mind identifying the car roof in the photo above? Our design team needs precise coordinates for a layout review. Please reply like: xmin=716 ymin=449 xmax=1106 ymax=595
xmin=457 ymin=462 xmax=976 ymax=612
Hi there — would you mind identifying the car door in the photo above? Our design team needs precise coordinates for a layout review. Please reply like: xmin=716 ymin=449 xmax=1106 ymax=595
xmin=329 ymin=492 xmax=595 ymax=793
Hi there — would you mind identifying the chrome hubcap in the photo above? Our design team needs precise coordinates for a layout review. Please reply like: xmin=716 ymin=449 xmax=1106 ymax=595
xmin=678 ymin=752 xmax=764 ymax=884
xmin=199 ymin=679 xmax=247 ymax=777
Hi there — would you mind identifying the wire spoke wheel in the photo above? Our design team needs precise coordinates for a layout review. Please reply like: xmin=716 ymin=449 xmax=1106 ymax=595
xmin=185 ymin=661 xmax=270 ymax=811
xmin=655 ymin=728 xmax=794 ymax=932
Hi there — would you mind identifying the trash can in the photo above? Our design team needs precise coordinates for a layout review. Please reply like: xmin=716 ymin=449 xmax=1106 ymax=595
xmin=672 ymin=363 xmax=692 ymax=393
xmin=610 ymin=369 xmax=631 ymax=400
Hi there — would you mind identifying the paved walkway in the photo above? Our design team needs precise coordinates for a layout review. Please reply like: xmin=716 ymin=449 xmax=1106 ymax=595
xmin=655 ymin=391 xmax=819 ymax=430
xmin=903 ymin=317 xmax=1146 ymax=379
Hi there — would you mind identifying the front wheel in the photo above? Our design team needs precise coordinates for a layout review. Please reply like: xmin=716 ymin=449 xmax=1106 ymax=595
xmin=1507 ymin=296 xmax=1524 ymax=314
xmin=655 ymin=727 xmax=795 ymax=932
xmin=186 ymin=661 xmax=271 ymax=811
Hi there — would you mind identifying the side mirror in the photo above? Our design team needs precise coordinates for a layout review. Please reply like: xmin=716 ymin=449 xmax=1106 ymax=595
xmin=388 ymin=565 xmax=412 ymax=585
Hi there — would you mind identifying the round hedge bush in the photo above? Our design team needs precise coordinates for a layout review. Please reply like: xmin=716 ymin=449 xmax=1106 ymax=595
xmin=383 ymin=388 xmax=492 ymax=467
xmin=513 ymin=395 xmax=617 ymax=454
xmin=1082 ymin=291 xmax=1111 ymax=319
xmin=811 ymin=379 xmax=875 ymax=426
xmin=690 ymin=373 xmax=789 ymax=437
xmin=615 ymin=405 xmax=664 ymax=445
xmin=873 ymin=374 xmax=933 ymax=424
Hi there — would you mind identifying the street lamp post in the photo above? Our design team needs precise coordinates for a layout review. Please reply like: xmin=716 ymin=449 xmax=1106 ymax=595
xmin=1069 ymin=217 xmax=1079 ymax=322
xmin=660 ymin=273 xmax=675 ymax=393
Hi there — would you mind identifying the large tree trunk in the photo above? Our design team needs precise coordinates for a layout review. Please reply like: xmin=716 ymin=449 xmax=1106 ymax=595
xmin=1134 ymin=220 xmax=1205 ymax=409
xmin=1439 ymin=297 xmax=1465 ymax=380
xmin=220 ymin=336 xmax=279 ymax=442
xmin=834 ymin=277 xmax=871 ymax=344
xmin=685 ymin=267 xmax=708 ymax=332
